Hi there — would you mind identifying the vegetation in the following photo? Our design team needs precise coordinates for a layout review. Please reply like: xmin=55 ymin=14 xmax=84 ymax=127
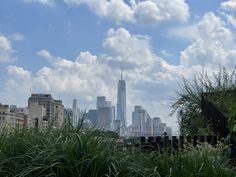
xmin=0 ymin=125 xmax=235 ymax=177
xmin=171 ymin=66 xmax=236 ymax=135
xmin=2 ymin=67 xmax=236 ymax=176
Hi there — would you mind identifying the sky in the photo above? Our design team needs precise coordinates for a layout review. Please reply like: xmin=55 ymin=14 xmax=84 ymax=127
xmin=0 ymin=0 xmax=236 ymax=133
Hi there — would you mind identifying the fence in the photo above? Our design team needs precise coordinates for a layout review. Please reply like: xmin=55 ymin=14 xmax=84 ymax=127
xmin=139 ymin=135 xmax=222 ymax=151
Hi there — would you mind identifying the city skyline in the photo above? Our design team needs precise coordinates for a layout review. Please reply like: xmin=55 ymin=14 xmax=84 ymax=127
xmin=0 ymin=88 xmax=173 ymax=135
xmin=0 ymin=0 xmax=236 ymax=133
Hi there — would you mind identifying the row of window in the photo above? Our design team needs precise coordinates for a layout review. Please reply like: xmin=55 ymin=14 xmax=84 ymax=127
xmin=0 ymin=116 xmax=5 ymax=121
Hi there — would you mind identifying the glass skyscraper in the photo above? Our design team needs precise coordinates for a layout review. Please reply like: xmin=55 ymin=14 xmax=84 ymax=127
xmin=117 ymin=71 xmax=127 ymax=136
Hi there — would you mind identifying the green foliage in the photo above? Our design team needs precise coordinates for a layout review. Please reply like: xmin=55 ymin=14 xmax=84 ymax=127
xmin=0 ymin=126 xmax=235 ymax=177
xmin=172 ymin=66 xmax=236 ymax=135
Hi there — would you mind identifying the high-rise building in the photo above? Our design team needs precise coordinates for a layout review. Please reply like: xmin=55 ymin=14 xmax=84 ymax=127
xmin=146 ymin=116 xmax=153 ymax=136
xmin=111 ymin=105 xmax=116 ymax=131
xmin=54 ymin=100 xmax=64 ymax=128
xmin=28 ymin=94 xmax=54 ymax=122
xmin=28 ymin=94 xmax=64 ymax=128
xmin=132 ymin=105 xmax=153 ymax=136
xmin=97 ymin=96 xmax=106 ymax=109
xmin=72 ymin=99 xmax=79 ymax=126
xmin=88 ymin=109 xmax=97 ymax=126
xmin=28 ymin=102 xmax=46 ymax=128
xmin=153 ymin=117 xmax=161 ymax=136
xmin=97 ymin=107 xmax=112 ymax=130
xmin=97 ymin=96 xmax=113 ymax=130
xmin=132 ymin=106 xmax=142 ymax=135
xmin=116 ymin=70 xmax=127 ymax=136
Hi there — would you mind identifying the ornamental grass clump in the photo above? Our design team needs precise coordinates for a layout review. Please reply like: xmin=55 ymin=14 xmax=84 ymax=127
xmin=0 ymin=125 xmax=235 ymax=177
xmin=0 ymin=126 xmax=119 ymax=177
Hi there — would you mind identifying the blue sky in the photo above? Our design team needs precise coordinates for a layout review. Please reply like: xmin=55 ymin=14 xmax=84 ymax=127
xmin=0 ymin=0 xmax=236 ymax=132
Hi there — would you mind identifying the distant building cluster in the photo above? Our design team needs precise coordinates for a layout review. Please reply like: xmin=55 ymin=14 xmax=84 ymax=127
xmin=131 ymin=106 xmax=172 ymax=136
xmin=0 ymin=71 xmax=172 ymax=136
xmin=71 ymin=71 xmax=127 ymax=136
xmin=0 ymin=94 xmax=64 ymax=130
xmin=73 ymin=71 xmax=172 ymax=137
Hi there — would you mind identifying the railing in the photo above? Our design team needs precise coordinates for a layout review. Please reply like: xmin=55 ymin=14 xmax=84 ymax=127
xmin=139 ymin=135 xmax=222 ymax=151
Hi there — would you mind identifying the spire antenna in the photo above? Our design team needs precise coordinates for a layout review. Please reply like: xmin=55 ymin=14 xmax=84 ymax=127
xmin=121 ymin=67 xmax=123 ymax=80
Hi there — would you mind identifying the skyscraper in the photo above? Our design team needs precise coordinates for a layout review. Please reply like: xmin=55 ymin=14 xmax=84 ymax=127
xmin=132 ymin=105 xmax=151 ymax=136
xmin=96 ymin=96 xmax=112 ymax=130
xmin=96 ymin=96 xmax=106 ymax=109
xmin=117 ymin=70 xmax=127 ymax=136
xmin=72 ymin=99 xmax=79 ymax=126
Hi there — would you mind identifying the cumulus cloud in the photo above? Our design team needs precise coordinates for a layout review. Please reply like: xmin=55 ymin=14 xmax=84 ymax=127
xmin=180 ymin=39 xmax=227 ymax=67
xmin=168 ymin=12 xmax=234 ymax=44
xmin=169 ymin=12 xmax=236 ymax=68
xmin=2 ymin=49 xmax=118 ymax=107
xmin=0 ymin=66 xmax=32 ymax=105
xmin=103 ymin=28 xmax=156 ymax=69
xmin=1 ymin=28 xmax=179 ymax=125
xmin=2 ymin=16 xmax=236 ymax=128
xmin=64 ymin=0 xmax=190 ymax=25
xmin=0 ymin=34 xmax=13 ymax=63
xmin=37 ymin=49 xmax=58 ymax=62
xmin=133 ymin=0 xmax=189 ymax=24
xmin=22 ymin=0 xmax=55 ymax=6
xmin=221 ymin=0 xmax=236 ymax=28
xmin=7 ymin=66 xmax=31 ymax=80
xmin=65 ymin=0 xmax=134 ymax=23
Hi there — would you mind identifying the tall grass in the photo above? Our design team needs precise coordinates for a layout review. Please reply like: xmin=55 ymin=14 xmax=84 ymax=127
xmin=0 ymin=125 xmax=235 ymax=177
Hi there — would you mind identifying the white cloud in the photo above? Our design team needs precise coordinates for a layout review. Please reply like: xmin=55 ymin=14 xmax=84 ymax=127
xmin=221 ymin=0 xmax=236 ymax=28
xmin=65 ymin=0 xmax=134 ymax=23
xmin=168 ymin=12 xmax=236 ymax=68
xmin=1 ymin=28 xmax=179 ymax=128
xmin=180 ymin=39 xmax=227 ymax=67
xmin=23 ymin=0 xmax=55 ymax=6
xmin=76 ymin=51 xmax=98 ymax=64
xmin=64 ymin=0 xmax=190 ymax=25
xmin=133 ymin=0 xmax=189 ymax=24
xmin=2 ymin=49 xmax=117 ymax=107
xmin=168 ymin=12 xmax=234 ymax=45
xmin=0 ymin=34 xmax=13 ymax=63
xmin=37 ymin=49 xmax=58 ymax=62
xmin=0 ymin=66 xmax=32 ymax=106
xmin=7 ymin=66 xmax=31 ymax=80
xmin=2 ymin=17 xmax=236 ymax=130
xmin=103 ymin=28 xmax=156 ymax=69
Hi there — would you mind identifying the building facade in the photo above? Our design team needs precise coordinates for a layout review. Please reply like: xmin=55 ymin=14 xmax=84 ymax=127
xmin=0 ymin=104 xmax=25 ymax=129
xmin=28 ymin=94 xmax=64 ymax=128
xmin=97 ymin=96 xmax=113 ymax=130
xmin=88 ymin=109 xmax=97 ymax=126
xmin=116 ymin=71 xmax=127 ymax=136
xmin=54 ymin=100 xmax=64 ymax=128
xmin=72 ymin=99 xmax=79 ymax=126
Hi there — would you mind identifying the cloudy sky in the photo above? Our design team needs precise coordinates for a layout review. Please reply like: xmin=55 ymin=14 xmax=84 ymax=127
xmin=0 ymin=0 xmax=236 ymax=132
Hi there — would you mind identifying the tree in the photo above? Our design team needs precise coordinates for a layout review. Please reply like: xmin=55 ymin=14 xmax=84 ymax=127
xmin=171 ymin=66 xmax=236 ymax=136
